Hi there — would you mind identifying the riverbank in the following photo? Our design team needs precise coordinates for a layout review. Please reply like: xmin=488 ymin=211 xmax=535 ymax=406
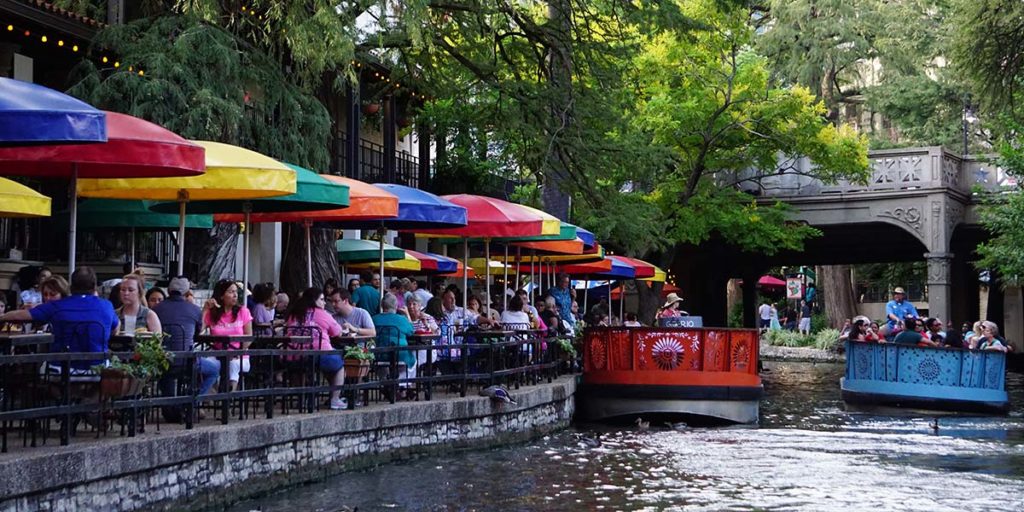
xmin=0 ymin=376 xmax=577 ymax=512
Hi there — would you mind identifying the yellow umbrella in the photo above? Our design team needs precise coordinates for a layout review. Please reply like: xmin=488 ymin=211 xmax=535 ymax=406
xmin=78 ymin=141 xmax=295 ymax=276
xmin=351 ymin=251 xmax=422 ymax=272
xmin=0 ymin=178 xmax=50 ymax=217
xmin=640 ymin=266 xmax=667 ymax=283
xmin=468 ymin=258 xmax=519 ymax=276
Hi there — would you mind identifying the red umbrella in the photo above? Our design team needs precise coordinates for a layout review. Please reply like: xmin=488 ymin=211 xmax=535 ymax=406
xmin=609 ymin=255 xmax=657 ymax=279
xmin=758 ymin=275 xmax=786 ymax=289
xmin=0 ymin=111 xmax=205 ymax=273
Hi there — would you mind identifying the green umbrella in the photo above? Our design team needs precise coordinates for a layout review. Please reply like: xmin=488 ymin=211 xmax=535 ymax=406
xmin=151 ymin=162 xmax=349 ymax=297
xmin=335 ymin=239 xmax=405 ymax=264
xmin=58 ymin=199 xmax=213 ymax=269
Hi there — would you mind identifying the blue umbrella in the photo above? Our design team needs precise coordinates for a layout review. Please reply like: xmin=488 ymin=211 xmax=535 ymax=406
xmin=575 ymin=226 xmax=596 ymax=249
xmin=423 ymin=251 xmax=460 ymax=273
xmin=328 ymin=184 xmax=467 ymax=296
xmin=595 ymin=257 xmax=637 ymax=280
xmin=0 ymin=77 xmax=106 ymax=145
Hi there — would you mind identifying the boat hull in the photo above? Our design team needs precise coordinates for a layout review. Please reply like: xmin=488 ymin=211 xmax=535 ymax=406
xmin=578 ymin=383 xmax=762 ymax=424
xmin=580 ymin=327 xmax=763 ymax=425
xmin=841 ymin=340 xmax=1010 ymax=415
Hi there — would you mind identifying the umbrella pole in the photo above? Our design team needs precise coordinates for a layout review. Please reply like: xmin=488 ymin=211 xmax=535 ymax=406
xmin=130 ymin=227 xmax=136 ymax=271
xmin=378 ymin=227 xmax=385 ymax=301
xmin=515 ymin=247 xmax=522 ymax=300
xmin=242 ymin=203 xmax=251 ymax=304
xmin=620 ymin=282 xmax=625 ymax=325
xmin=462 ymin=238 xmax=469 ymax=308
xmin=304 ymin=220 xmax=313 ymax=288
xmin=176 ymin=194 xmax=187 ymax=276
xmin=502 ymin=243 xmax=509 ymax=311
xmin=67 ymin=165 xmax=78 ymax=277
xmin=485 ymin=240 xmax=491 ymax=315
xmin=608 ymin=281 xmax=612 ymax=323
xmin=584 ymin=280 xmax=588 ymax=311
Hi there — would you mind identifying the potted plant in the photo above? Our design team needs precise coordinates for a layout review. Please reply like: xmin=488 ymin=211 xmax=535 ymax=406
xmin=94 ymin=332 xmax=173 ymax=399
xmin=362 ymin=102 xmax=381 ymax=115
xmin=343 ymin=342 xmax=375 ymax=381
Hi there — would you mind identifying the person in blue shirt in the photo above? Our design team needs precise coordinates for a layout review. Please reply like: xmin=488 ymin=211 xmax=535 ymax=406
xmin=548 ymin=273 xmax=576 ymax=327
xmin=352 ymin=272 xmax=382 ymax=315
xmin=1 ymin=266 xmax=118 ymax=373
xmin=371 ymin=293 xmax=416 ymax=397
xmin=885 ymin=286 xmax=919 ymax=330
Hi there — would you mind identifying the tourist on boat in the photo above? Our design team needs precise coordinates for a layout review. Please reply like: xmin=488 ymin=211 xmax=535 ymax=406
xmin=203 ymin=279 xmax=253 ymax=392
xmin=965 ymin=320 xmax=984 ymax=348
xmin=624 ymin=312 xmax=642 ymax=327
xmin=659 ymin=293 xmax=686 ymax=318
xmin=923 ymin=317 xmax=946 ymax=345
xmin=284 ymin=287 xmax=348 ymax=409
xmin=977 ymin=321 xmax=1009 ymax=352
xmin=893 ymin=317 xmax=928 ymax=346
xmin=838 ymin=318 xmax=853 ymax=343
xmin=864 ymin=321 xmax=882 ymax=342
xmin=117 ymin=273 xmax=161 ymax=334
xmin=885 ymin=287 xmax=919 ymax=330
xmin=846 ymin=319 xmax=868 ymax=342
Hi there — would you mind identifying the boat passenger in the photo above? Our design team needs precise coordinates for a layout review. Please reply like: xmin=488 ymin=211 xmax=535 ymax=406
xmin=978 ymin=321 xmax=1009 ymax=353
xmin=847 ymin=319 xmax=868 ymax=342
xmin=966 ymin=320 xmax=985 ymax=349
xmin=659 ymin=293 xmax=686 ymax=319
xmin=893 ymin=317 xmax=925 ymax=345
xmin=923 ymin=317 xmax=946 ymax=346
xmin=624 ymin=312 xmax=642 ymax=327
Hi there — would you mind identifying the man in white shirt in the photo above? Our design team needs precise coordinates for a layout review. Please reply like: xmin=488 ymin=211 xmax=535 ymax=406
xmin=758 ymin=301 xmax=772 ymax=331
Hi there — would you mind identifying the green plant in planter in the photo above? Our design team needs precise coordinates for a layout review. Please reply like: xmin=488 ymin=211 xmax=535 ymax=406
xmin=94 ymin=332 xmax=173 ymax=380
xmin=344 ymin=342 xmax=376 ymax=361
xmin=556 ymin=337 xmax=577 ymax=357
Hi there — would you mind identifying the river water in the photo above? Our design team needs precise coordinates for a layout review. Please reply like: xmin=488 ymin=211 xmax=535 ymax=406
xmin=233 ymin=362 xmax=1024 ymax=511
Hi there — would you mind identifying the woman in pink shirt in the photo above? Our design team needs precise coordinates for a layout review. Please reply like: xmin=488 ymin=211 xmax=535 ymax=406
xmin=203 ymin=279 xmax=253 ymax=391
xmin=285 ymin=287 xmax=346 ymax=410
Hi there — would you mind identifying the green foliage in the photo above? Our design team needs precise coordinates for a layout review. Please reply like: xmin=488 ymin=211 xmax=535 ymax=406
xmin=763 ymin=330 xmax=812 ymax=347
xmin=810 ymin=312 xmax=830 ymax=334
xmin=950 ymin=0 xmax=1024 ymax=115
xmin=866 ymin=76 xmax=971 ymax=150
xmin=728 ymin=301 xmax=744 ymax=328
xmin=813 ymin=328 xmax=842 ymax=351
xmin=556 ymin=337 xmax=578 ymax=358
xmin=95 ymin=332 xmax=172 ymax=380
xmin=67 ymin=16 xmax=330 ymax=170
xmin=343 ymin=342 xmax=376 ymax=361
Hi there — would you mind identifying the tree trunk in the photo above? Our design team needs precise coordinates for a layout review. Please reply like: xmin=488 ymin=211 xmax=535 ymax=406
xmin=279 ymin=223 xmax=340 ymax=296
xmin=636 ymin=280 xmax=663 ymax=326
xmin=541 ymin=0 xmax=574 ymax=221
xmin=189 ymin=223 xmax=239 ymax=289
xmin=820 ymin=264 xmax=857 ymax=328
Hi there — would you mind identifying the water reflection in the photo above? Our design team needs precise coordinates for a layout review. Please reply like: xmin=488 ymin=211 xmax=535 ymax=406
xmin=233 ymin=362 xmax=1024 ymax=511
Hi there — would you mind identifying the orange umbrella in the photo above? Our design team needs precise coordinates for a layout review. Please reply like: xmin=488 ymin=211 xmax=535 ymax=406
xmin=215 ymin=175 xmax=397 ymax=223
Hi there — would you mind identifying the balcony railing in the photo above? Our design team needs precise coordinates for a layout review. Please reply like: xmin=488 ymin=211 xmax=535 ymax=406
xmin=333 ymin=133 xmax=422 ymax=189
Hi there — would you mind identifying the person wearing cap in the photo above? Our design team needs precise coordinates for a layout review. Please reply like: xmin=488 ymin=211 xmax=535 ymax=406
xmin=659 ymin=293 xmax=687 ymax=318
xmin=885 ymin=286 xmax=919 ymax=330
xmin=153 ymin=277 xmax=221 ymax=401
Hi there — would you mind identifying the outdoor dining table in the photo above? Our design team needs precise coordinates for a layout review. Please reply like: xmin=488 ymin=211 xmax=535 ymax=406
xmin=0 ymin=333 xmax=53 ymax=353
xmin=329 ymin=335 xmax=376 ymax=349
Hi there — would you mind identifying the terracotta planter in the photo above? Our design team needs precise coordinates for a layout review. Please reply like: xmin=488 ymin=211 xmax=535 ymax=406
xmin=362 ymin=103 xmax=380 ymax=115
xmin=100 ymin=368 xmax=147 ymax=399
xmin=344 ymin=359 xmax=371 ymax=380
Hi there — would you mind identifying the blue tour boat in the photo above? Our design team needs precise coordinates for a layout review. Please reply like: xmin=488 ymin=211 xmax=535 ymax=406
xmin=841 ymin=340 xmax=1010 ymax=414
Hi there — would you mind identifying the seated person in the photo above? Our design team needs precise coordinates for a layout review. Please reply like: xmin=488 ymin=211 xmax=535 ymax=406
xmin=405 ymin=295 xmax=439 ymax=334
xmin=154 ymin=277 xmax=220 ymax=399
xmin=0 ymin=267 xmax=118 ymax=375
xmin=977 ymin=321 xmax=1009 ymax=352
xmin=893 ymin=317 xmax=926 ymax=346
xmin=329 ymin=288 xmax=376 ymax=337
xmin=864 ymin=321 xmax=882 ymax=342
xmin=372 ymin=294 xmax=416 ymax=394
xmin=846 ymin=319 xmax=868 ymax=342
xmin=285 ymin=287 xmax=347 ymax=410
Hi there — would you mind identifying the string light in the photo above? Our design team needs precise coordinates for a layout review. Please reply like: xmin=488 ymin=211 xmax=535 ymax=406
xmin=40 ymin=35 xmax=46 ymax=42
xmin=72 ymin=45 xmax=78 ymax=52
xmin=6 ymin=25 xmax=12 ymax=31
xmin=2 ymin=19 xmax=141 ymax=76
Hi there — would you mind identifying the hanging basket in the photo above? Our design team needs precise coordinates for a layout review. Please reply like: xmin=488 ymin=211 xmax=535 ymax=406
xmin=99 ymin=368 xmax=148 ymax=399
xmin=362 ymin=103 xmax=381 ymax=115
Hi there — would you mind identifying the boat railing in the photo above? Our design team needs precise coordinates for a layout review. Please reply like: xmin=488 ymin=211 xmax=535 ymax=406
xmin=845 ymin=340 xmax=1007 ymax=391
xmin=584 ymin=327 xmax=759 ymax=375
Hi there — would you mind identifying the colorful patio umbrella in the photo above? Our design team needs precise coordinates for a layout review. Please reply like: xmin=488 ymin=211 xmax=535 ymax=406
xmin=609 ymin=256 xmax=657 ymax=279
xmin=758 ymin=275 xmax=787 ymax=289
xmin=0 ymin=77 xmax=106 ymax=145
xmin=640 ymin=266 xmax=667 ymax=283
xmin=350 ymin=251 xmax=423 ymax=273
xmin=58 ymin=199 xmax=213 ymax=269
xmin=0 ymin=178 xmax=51 ymax=217
xmin=193 ymin=163 xmax=351 ymax=288
xmin=421 ymin=251 xmax=459 ymax=274
xmin=0 ymin=111 xmax=205 ymax=274
xmin=336 ymin=239 xmax=406 ymax=264
xmin=78 ymin=141 xmax=294 ymax=281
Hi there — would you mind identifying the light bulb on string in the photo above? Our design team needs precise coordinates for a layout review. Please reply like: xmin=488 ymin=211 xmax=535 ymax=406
xmin=40 ymin=35 xmax=46 ymax=43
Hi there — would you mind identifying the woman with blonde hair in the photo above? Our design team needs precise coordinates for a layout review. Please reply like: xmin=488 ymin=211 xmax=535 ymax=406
xmin=117 ymin=273 xmax=161 ymax=333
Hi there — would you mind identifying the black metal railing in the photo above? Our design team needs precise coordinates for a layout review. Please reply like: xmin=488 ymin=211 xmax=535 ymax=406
xmin=0 ymin=327 xmax=576 ymax=452
xmin=332 ymin=133 xmax=421 ymax=189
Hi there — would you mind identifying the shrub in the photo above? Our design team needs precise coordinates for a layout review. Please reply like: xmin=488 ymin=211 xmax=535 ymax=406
xmin=763 ymin=330 xmax=811 ymax=347
xmin=814 ymin=328 xmax=842 ymax=351
xmin=810 ymin=312 xmax=830 ymax=333
xmin=728 ymin=301 xmax=744 ymax=328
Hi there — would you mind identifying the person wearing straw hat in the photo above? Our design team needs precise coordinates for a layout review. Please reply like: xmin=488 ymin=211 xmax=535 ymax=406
xmin=885 ymin=286 xmax=919 ymax=331
xmin=659 ymin=293 xmax=687 ymax=319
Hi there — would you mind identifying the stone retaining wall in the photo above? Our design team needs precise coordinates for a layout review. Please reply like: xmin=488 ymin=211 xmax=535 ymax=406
xmin=0 ymin=376 xmax=576 ymax=511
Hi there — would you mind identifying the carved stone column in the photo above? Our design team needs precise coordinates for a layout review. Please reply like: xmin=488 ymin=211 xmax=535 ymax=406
xmin=925 ymin=252 xmax=953 ymax=322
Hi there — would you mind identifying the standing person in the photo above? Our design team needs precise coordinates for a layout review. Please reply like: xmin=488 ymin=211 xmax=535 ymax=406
xmin=549 ymin=273 xmax=576 ymax=328
xmin=154 ymin=277 xmax=221 ymax=420
xmin=117 ymin=273 xmax=161 ymax=333
xmin=885 ymin=287 xmax=919 ymax=330
xmin=769 ymin=304 xmax=781 ymax=331
xmin=352 ymin=272 xmax=381 ymax=314
xmin=329 ymin=289 xmax=376 ymax=337
xmin=347 ymin=278 xmax=361 ymax=294
xmin=758 ymin=301 xmax=772 ymax=331
xmin=202 ymin=279 xmax=253 ymax=391
xmin=798 ymin=300 xmax=812 ymax=336
xmin=285 ymin=287 xmax=347 ymax=410
xmin=388 ymin=279 xmax=406 ymax=310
